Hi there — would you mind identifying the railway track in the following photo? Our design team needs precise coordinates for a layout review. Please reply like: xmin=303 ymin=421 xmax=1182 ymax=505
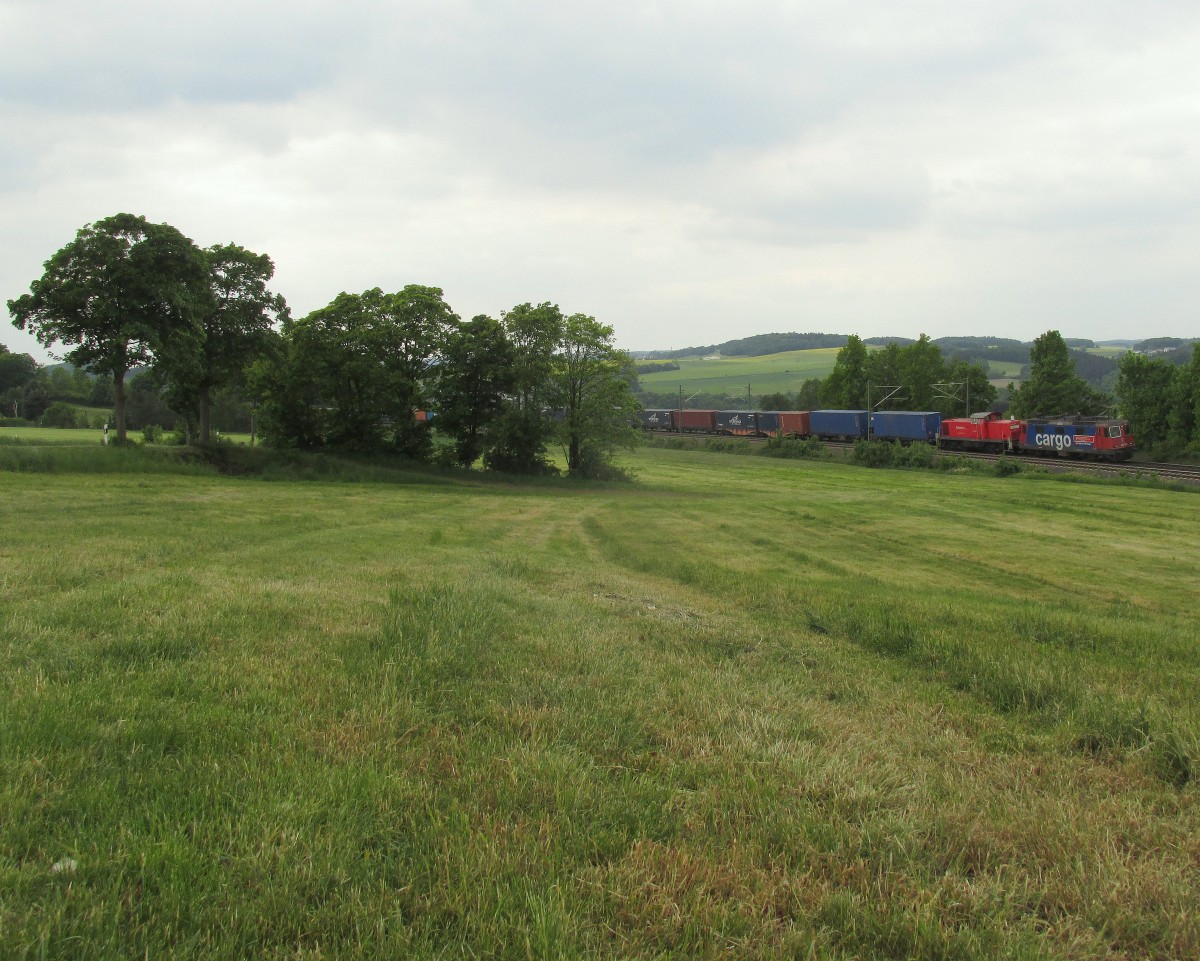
xmin=650 ymin=433 xmax=1200 ymax=484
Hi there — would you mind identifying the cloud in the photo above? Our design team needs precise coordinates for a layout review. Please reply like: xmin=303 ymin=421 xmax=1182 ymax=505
xmin=4 ymin=0 xmax=1200 ymax=359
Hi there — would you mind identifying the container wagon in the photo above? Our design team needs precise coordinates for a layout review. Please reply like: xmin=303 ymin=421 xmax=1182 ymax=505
xmin=640 ymin=409 xmax=677 ymax=431
xmin=871 ymin=410 xmax=942 ymax=444
xmin=810 ymin=409 xmax=868 ymax=441
xmin=715 ymin=410 xmax=759 ymax=436
xmin=757 ymin=411 xmax=811 ymax=438
xmin=677 ymin=409 xmax=718 ymax=433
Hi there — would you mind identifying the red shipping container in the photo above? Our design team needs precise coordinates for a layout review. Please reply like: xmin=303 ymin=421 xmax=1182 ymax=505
xmin=677 ymin=409 xmax=717 ymax=432
xmin=776 ymin=411 xmax=811 ymax=437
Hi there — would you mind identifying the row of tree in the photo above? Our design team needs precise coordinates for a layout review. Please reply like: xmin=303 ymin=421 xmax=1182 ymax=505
xmin=1115 ymin=349 xmax=1200 ymax=454
xmin=9 ymin=213 xmax=1198 ymax=463
xmin=9 ymin=213 xmax=285 ymax=443
xmin=8 ymin=213 xmax=642 ymax=476
xmin=819 ymin=334 xmax=997 ymax=415
xmin=252 ymin=295 xmax=641 ymax=474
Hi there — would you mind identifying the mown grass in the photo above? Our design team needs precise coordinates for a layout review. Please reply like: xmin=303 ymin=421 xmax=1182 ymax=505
xmin=1 ymin=446 xmax=1197 ymax=959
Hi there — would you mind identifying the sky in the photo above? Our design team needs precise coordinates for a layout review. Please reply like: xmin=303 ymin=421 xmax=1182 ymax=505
xmin=3 ymin=0 xmax=1199 ymax=364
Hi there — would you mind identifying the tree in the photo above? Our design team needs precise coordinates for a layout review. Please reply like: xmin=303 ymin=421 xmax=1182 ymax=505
xmin=1008 ymin=330 xmax=1106 ymax=418
xmin=8 ymin=213 xmax=209 ymax=440
xmin=164 ymin=244 xmax=288 ymax=443
xmin=433 ymin=315 xmax=516 ymax=467
xmin=821 ymin=334 xmax=869 ymax=408
xmin=547 ymin=313 xmax=642 ymax=477
xmin=255 ymin=287 xmax=455 ymax=452
xmin=863 ymin=342 xmax=904 ymax=408
xmin=898 ymin=334 xmax=946 ymax=411
xmin=0 ymin=346 xmax=39 ymax=417
xmin=1116 ymin=353 xmax=1176 ymax=449
xmin=1165 ymin=345 xmax=1200 ymax=452
xmin=944 ymin=358 xmax=997 ymax=415
xmin=484 ymin=303 xmax=565 ymax=474
xmin=795 ymin=378 xmax=823 ymax=410
xmin=758 ymin=391 xmax=793 ymax=410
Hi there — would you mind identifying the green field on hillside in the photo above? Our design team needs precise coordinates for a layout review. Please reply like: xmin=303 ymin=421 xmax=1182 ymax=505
xmin=984 ymin=360 xmax=1024 ymax=378
xmin=2 ymin=448 xmax=1197 ymax=959
xmin=638 ymin=348 xmax=840 ymax=398
xmin=1086 ymin=346 xmax=1130 ymax=359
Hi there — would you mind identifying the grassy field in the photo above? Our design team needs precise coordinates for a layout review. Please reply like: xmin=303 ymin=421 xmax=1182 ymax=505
xmin=0 ymin=427 xmax=253 ymax=446
xmin=638 ymin=348 xmax=840 ymax=398
xmin=1 ymin=447 xmax=1197 ymax=959
xmin=1 ymin=427 xmax=112 ymax=445
xmin=984 ymin=360 xmax=1024 ymax=379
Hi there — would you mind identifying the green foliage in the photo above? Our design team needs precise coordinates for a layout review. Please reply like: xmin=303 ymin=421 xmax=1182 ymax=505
xmin=0 ymin=346 xmax=39 ymax=399
xmin=992 ymin=454 xmax=1023 ymax=476
xmin=477 ymin=302 xmax=565 ymax=473
xmin=1008 ymin=330 xmax=1108 ymax=418
xmin=1116 ymin=352 xmax=1176 ymax=448
xmin=851 ymin=440 xmax=938 ymax=469
xmin=255 ymin=286 xmax=456 ymax=453
xmin=760 ymin=435 xmax=826 ymax=459
xmin=141 ymin=424 xmax=164 ymax=444
xmin=39 ymin=401 xmax=81 ymax=428
xmin=433 ymin=315 xmax=516 ymax=467
xmin=7 ymin=213 xmax=210 ymax=440
xmin=821 ymin=335 xmax=994 ymax=416
xmin=159 ymin=243 xmax=288 ymax=442
xmin=821 ymin=334 xmax=870 ymax=407
xmin=548 ymin=313 xmax=643 ymax=478
xmin=635 ymin=361 xmax=679 ymax=374
xmin=482 ymin=407 xmax=560 ymax=475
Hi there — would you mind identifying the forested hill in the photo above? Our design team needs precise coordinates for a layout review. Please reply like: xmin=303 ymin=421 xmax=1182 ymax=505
xmin=647 ymin=332 xmax=849 ymax=359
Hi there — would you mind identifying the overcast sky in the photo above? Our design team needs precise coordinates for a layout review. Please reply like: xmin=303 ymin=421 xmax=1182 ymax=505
xmin=3 ymin=0 xmax=1199 ymax=363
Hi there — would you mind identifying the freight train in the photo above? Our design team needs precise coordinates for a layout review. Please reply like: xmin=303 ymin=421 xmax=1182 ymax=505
xmin=640 ymin=408 xmax=1136 ymax=461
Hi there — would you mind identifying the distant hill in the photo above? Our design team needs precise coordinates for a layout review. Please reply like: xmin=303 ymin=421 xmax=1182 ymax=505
xmin=647 ymin=332 xmax=848 ymax=359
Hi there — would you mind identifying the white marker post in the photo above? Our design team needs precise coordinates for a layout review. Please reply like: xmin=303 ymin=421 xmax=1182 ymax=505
xmin=102 ymin=423 xmax=108 ymax=446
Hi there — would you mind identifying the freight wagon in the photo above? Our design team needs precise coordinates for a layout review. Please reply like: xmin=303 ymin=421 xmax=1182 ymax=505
xmin=756 ymin=411 xmax=811 ymax=438
xmin=715 ymin=410 xmax=759 ymax=436
xmin=640 ymin=409 xmax=676 ymax=431
xmin=870 ymin=411 xmax=942 ymax=444
xmin=810 ymin=410 xmax=869 ymax=441
xmin=677 ymin=409 xmax=718 ymax=433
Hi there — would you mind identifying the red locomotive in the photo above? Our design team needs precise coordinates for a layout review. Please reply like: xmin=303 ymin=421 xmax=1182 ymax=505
xmin=939 ymin=412 xmax=1024 ymax=453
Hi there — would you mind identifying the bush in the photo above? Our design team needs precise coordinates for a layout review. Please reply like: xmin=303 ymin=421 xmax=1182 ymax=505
xmin=40 ymin=401 xmax=79 ymax=429
xmin=760 ymin=435 xmax=826 ymax=459
xmin=0 ymin=417 xmax=32 ymax=428
xmin=992 ymin=454 xmax=1022 ymax=476
xmin=852 ymin=439 xmax=899 ymax=468
xmin=142 ymin=424 xmax=164 ymax=444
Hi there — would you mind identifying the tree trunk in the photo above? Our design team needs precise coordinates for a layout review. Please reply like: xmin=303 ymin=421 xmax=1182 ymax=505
xmin=199 ymin=387 xmax=211 ymax=443
xmin=113 ymin=369 xmax=128 ymax=441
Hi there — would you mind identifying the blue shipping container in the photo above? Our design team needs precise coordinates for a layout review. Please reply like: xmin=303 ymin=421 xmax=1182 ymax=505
xmin=640 ymin=409 xmax=676 ymax=430
xmin=715 ymin=410 xmax=758 ymax=434
xmin=870 ymin=411 xmax=942 ymax=443
xmin=755 ymin=411 xmax=781 ymax=433
xmin=810 ymin=409 xmax=868 ymax=439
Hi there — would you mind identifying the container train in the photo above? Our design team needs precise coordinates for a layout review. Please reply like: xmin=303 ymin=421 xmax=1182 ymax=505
xmin=640 ymin=408 xmax=1136 ymax=461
